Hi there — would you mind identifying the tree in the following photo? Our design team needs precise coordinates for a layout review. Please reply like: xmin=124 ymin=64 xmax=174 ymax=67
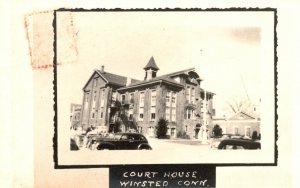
xmin=224 ymin=96 xmax=256 ymax=117
xmin=156 ymin=118 xmax=168 ymax=138
xmin=212 ymin=124 xmax=222 ymax=138
xmin=110 ymin=100 xmax=138 ymax=133
xmin=113 ymin=120 xmax=122 ymax=133
xmin=252 ymin=131 xmax=258 ymax=140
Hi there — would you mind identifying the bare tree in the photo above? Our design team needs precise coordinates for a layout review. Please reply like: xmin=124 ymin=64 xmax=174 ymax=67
xmin=224 ymin=96 xmax=254 ymax=116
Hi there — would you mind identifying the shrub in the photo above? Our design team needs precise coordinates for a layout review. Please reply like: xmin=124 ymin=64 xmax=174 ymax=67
xmin=252 ymin=131 xmax=258 ymax=140
xmin=177 ymin=131 xmax=190 ymax=139
xmin=109 ymin=120 xmax=122 ymax=133
xmin=212 ymin=124 xmax=222 ymax=138
xmin=156 ymin=118 xmax=168 ymax=138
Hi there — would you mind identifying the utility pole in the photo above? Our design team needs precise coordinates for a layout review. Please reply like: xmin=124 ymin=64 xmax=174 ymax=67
xmin=201 ymin=89 xmax=208 ymax=144
xmin=240 ymin=74 xmax=251 ymax=103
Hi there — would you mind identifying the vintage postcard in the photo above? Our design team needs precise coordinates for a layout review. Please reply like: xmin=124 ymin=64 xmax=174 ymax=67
xmin=54 ymin=9 xmax=276 ymax=166
xmin=3 ymin=1 xmax=300 ymax=188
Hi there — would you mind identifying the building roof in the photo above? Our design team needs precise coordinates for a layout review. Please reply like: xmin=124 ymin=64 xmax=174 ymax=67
xmin=95 ymin=70 xmax=128 ymax=85
xmin=228 ymin=111 xmax=257 ymax=120
xmin=163 ymin=67 xmax=197 ymax=77
xmin=199 ymin=88 xmax=215 ymax=95
xmin=118 ymin=67 xmax=204 ymax=91
xmin=143 ymin=56 xmax=159 ymax=70
xmin=83 ymin=59 xmax=214 ymax=95
xmin=118 ymin=74 xmax=184 ymax=90
xmin=83 ymin=70 xmax=140 ymax=89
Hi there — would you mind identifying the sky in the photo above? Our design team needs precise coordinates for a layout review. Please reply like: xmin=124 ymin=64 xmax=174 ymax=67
xmin=57 ymin=11 xmax=274 ymax=117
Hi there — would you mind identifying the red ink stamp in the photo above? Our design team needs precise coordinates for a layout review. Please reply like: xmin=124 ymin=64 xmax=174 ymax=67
xmin=24 ymin=10 xmax=78 ymax=70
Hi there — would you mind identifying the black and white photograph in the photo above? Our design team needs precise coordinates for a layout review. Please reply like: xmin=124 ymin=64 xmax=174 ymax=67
xmin=55 ymin=9 xmax=276 ymax=165
xmin=4 ymin=0 xmax=300 ymax=187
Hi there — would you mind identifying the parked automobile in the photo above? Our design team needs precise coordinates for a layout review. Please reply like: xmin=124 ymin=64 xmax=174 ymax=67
xmin=210 ymin=134 xmax=242 ymax=149
xmin=95 ymin=132 xmax=152 ymax=150
xmin=70 ymin=138 xmax=79 ymax=150
xmin=217 ymin=139 xmax=261 ymax=150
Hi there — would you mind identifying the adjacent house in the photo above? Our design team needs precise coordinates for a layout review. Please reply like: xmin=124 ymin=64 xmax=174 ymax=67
xmin=70 ymin=104 xmax=82 ymax=129
xmin=213 ymin=111 xmax=260 ymax=138
xmin=80 ymin=57 xmax=215 ymax=138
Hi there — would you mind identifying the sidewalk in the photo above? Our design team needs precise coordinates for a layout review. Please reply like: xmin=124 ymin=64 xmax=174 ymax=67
xmin=147 ymin=137 xmax=211 ymax=150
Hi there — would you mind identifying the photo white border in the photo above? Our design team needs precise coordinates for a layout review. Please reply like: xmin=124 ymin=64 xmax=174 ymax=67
xmin=54 ymin=8 xmax=277 ymax=166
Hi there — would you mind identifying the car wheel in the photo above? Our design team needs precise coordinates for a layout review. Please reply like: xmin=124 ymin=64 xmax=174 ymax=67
xmin=97 ymin=146 xmax=111 ymax=150
xmin=101 ymin=148 xmax=110 ymax=150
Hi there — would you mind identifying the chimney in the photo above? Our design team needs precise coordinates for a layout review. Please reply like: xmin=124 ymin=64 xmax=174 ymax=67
xmin=126 ymin=77 xmax=132 ymax=86
xmin=101 ymin=65 xmax=105 ymax=72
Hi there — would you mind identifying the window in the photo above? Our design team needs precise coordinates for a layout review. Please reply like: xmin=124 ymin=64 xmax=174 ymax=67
xmin=166 ymin=107 xmax=170 ymax=121
xmin=130 ymin=93 xmax=134 ymax=103
xmin=151 ymin=90 xmax=156 ymax=106
xmin=84 ymin=92 xmax=90 ymax=109
xmin=139 ymin=107 xmax=144 ymax=120
xmin=150 ymin=107 xmax=155 ymax=121
xmin=152 ymin=71 xmax=157 ymax=78
xmin=112 ymin=92 xmax=117 ymax=101
xmin=166 ymin=91 xmax=171 ymax=107
xmin=121 ymin=94 xmax=126 ymax=104
xmin=186 ymin=109 xmax=194 ymax=120
xmin=171 ymin=93 xmax=176 ymax=105
xmin=151 ymin=113 xmax=156 ymax=120
xmin=139 ymin=92 xmax=145 ymax=107
xmin=139 ymin=92 xmax=145 ymax=121
xmin=166 ymin=95 xmax=170 ymax=103
xmin=171 ymin=92 xmax=177 ymax=122
xmin=150 ymin=90 xmax=156 ymax=121
xmin=93 ymin=91 xmax=97 ymax=101
xmin=139 ymin=113 xmax=144 ymax=119
xmin=85 ymin=92 xmax=89 ymax=102
xmin=245 ymin=127 xmax=251 ymax=137
xmin=171 ymin=128 xmax=176 ymax=137
xmin=234 ymin=127 xmax=239 ymax=135
xmin=92 ymin=91 xmax=97 ymax=109
xmin=138 ymin=126 xmax=143 ymax=133
xmin=92 ymin=113 xmax=95 ymax=118
xmin=187 ymin=109 xmax=191 ymax=119
xmin=128 ymin=109 xmax=133 ymax=120
xmin=121 ymin=135 xmax=129 ymax=140
xmin=191 ymin=88 xmax=195 ymax=104
xmin=94 ymin=78 xmax=98 ymax=87
xmin=171 ymin=108 xmax=176 ymax=122
xmin=186 ymin=86 xmax=190 ymax=103
xmin=100 ymin=107 xmax=104 ymax=118
xmin=100 ymin=89 xmax=105 ymax=107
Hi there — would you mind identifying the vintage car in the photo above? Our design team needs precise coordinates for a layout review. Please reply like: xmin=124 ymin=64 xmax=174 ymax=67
xmin=95 ymin=132 xmax=152 ymax=150
xmin=70 ymin=138 xmax=79 ymax=150
xmin=210 ymin=134 xmax=243 ymax=149
xmin=217 ymin=139 xmax=261 ymax=150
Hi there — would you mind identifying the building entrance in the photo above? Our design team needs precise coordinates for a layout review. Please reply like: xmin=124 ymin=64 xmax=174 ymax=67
xmin=194 ymin=123 xmax=201 ymax=139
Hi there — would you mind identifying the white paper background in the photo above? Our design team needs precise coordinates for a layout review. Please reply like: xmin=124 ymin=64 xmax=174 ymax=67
xmin=1 ymin=1 xmax=300 ymax=188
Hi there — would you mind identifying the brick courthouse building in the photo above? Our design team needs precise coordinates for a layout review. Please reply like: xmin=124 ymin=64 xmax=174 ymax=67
xmin=80 ymin=57 xmax=214 ymax=138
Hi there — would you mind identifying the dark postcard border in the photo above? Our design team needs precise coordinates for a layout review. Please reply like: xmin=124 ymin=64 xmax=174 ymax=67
xmin=53 ymin=8 xmax=278 ymax=169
